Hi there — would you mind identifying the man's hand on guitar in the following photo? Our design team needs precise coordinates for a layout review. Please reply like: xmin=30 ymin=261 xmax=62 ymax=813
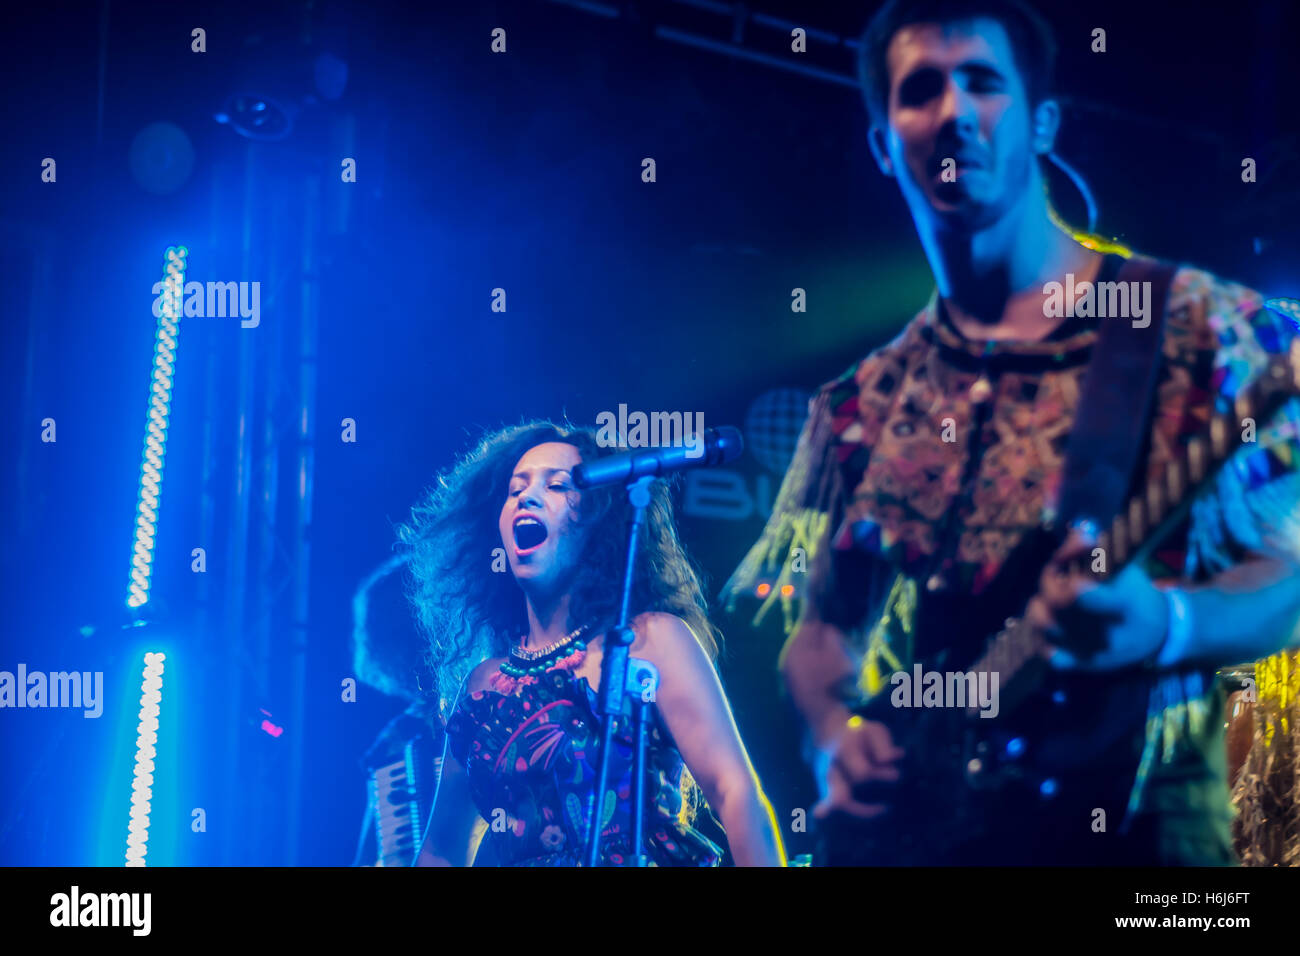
xmin=1025 ymin=520 xmax=1169 ymax=671
xmin=811 ymin=712 xmax=905 ymax=820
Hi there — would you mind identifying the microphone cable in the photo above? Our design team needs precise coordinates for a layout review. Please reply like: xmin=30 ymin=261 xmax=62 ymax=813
xmin=409 ymin=674 xmax=469 ymax=866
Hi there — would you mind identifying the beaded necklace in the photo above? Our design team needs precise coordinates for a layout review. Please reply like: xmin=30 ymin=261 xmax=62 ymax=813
xmin=488 ymin=625 xmax=590 ymax=695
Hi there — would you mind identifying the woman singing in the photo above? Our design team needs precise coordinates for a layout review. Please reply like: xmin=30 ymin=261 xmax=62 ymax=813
xmin=398 ymin=421 xmax=784 ymax=866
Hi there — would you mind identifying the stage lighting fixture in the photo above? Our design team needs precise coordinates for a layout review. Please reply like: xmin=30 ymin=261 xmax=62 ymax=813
xmin=127 ymin=246 xmax=187 ymax=610
xmin=125 ymin=652 xmax=166 ymax=867
xmin=214 ymin=94 xmax=295 ymax=142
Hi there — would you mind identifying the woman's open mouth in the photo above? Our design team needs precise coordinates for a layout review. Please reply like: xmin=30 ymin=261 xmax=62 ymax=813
xmin=512 ymin=515 xmax=549 ymax=556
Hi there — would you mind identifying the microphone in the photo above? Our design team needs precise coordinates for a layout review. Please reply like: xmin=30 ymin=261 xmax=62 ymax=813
xmin=572 ymin=426 xmax=744 ymax=489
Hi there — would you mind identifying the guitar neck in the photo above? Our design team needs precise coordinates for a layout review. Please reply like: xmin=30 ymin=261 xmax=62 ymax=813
xmin=1107 ymin=342 xmax=1300 ymax=574
xmin=966 ymin=340 xmax=1300 ymax=710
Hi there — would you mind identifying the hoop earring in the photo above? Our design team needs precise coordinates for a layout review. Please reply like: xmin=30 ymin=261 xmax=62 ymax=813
xmin=1045 ymin=151 xmax=1098 ymax=234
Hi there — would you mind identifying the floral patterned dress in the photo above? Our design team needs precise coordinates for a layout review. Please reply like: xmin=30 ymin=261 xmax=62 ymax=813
xmin=445 ymin=666 xmax=722 ymax=866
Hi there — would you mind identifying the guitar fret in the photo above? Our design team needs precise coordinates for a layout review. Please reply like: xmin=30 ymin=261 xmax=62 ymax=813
xmin=1129 ymin=498 xmax=1145 ymax=543
xmin=1146 ymin=479 xmax=1164 ymax=526
xmin=1234 ymin=391 xmax=1252 ymax=425
xmin=1166 ymin=458 xmax=1182 ymax=502
xmin=1188 ymin=436 xmax=1206 ymax=483
xmin=1111 ymin=515 xmax=1127 ymax=563
xmin=1211 ymin=416 xmax=1227 ymax=458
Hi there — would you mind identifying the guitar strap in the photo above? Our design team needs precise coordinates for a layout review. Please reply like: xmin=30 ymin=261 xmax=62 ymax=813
xmin=1053 ymin=255 xmax=1188 ymax=839
xmin=1055 ymin=255 xmax=1180 ymax=534
xmin=908 ymin=255 xmax=1181 ymax=663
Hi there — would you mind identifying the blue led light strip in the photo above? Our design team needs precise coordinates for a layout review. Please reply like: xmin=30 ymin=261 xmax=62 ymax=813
xmin=127 ymin=246 xmax=187 ymax=609
xmin=125 ymin=651 xmax=166 ymax=866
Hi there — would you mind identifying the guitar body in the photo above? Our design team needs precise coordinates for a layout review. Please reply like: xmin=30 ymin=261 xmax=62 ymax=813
xmin=818 ymin=662 xmax=1152 ymax=865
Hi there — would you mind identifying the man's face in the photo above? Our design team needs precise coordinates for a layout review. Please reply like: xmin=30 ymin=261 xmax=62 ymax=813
xmin=874 ymin=18 xmax=1041 ymax=232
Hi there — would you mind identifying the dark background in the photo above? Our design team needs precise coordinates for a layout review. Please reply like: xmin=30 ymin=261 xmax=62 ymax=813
xmin=1 ymin=0 xmax=1298 ymax=865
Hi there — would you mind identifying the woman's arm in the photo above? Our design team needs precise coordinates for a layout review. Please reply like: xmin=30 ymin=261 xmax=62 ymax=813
xmin=419 ymin=659 xmax=498 ymax=866
xmin=633 ymin=612 xmax=786 ymax=866
xmin=418 ymin=750 xmax=485 ymax=866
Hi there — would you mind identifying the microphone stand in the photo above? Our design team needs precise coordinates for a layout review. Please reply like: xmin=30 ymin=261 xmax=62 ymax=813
xmin=627 ymin=657 xmax=659 ymax=867
xmin=583 ymin=474 xmax=655 ymax=867
xmin=574 ymin=427 xmax=742 ymax=865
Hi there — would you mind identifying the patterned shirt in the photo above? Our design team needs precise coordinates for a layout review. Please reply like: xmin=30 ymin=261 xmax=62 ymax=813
xmin=729 ymin=253 xmax=1300 ymax=864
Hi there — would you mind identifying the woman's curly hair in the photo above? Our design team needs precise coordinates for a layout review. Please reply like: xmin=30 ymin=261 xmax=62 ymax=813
xmin=397 ymin=420 xmax=721 ymax=715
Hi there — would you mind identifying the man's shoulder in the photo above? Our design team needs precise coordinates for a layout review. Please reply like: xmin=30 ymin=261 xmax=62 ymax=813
xmin=811 ymin=310 xmax=930 ymax=402
xmin=1165 ymin=265 xmax=1300 ymax=571
xmin=1166 ymin=263 xmax=1296 ymax=377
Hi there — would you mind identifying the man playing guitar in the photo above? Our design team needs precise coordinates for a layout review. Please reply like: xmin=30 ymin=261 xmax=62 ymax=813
xmin=727 ymin=0 xmax=1300 ymax=864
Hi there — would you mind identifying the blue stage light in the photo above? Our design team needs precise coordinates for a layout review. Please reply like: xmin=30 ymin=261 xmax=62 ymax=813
xmin=127 ymin=246 xmax=187 ymax=609
xmin=125 ymin=652 xmax=166 ymax=866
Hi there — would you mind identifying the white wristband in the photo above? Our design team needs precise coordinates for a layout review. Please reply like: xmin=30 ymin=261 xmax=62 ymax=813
xmin=1156 ymin=588 xmax=1194 ymax=669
